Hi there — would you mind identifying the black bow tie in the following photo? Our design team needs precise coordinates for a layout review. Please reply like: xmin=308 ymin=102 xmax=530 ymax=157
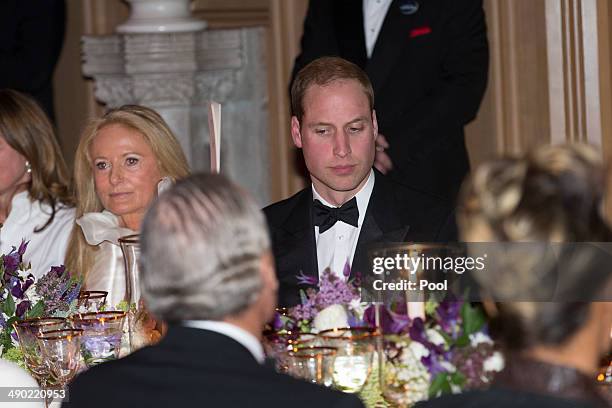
xmin=313 ymin=197 xmax=359 ymax=233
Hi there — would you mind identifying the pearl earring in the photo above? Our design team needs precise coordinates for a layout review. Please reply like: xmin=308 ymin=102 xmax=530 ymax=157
xmin=25 ymin=161 xmax=32 ymax=174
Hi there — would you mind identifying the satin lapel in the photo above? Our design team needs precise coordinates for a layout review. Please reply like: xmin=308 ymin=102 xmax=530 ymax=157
xmin=351 ymin=172 xmax=411 ymax=278
xmin=276 ymin=188 xmax=319 ymax=287
xmin=365 ymin=0 xmax=418 ymax=93
xmin=333 ymin=0 xmax=368 ymax=67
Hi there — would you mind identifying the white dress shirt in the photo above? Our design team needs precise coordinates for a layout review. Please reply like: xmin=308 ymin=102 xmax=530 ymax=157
xmin=363 ymin=0 xmax=393 ymax=57
xmin=182 ymin=320 xmax=265 ymax=364
xmin=313 ymin=169 xmax=375 ymax=280
xmin=0 ymin=191 xmax=75 ymax=279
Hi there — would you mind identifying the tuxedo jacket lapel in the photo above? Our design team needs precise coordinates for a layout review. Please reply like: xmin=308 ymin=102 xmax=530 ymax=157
xmin=273 ymin=189 xmax=319 ymax=291
xmin=351 ymin=172 xmax=410 ymax=278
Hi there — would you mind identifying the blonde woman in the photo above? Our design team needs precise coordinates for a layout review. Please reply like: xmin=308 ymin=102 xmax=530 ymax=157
xmin=0 ymin=89 xmax=74 ymax=278
xmin=65 ymin=105 xmax=189 ymax=306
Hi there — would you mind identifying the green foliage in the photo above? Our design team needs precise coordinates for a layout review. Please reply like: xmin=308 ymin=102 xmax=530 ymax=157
xmin=26 ymin=300 xmax=44 ymax=319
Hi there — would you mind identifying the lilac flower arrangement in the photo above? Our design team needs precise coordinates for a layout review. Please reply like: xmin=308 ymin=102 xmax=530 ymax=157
xmin=0 ymin=240 xmax=82 ymax=362
xmin=284 ymin=265 xmax=364 ymax=333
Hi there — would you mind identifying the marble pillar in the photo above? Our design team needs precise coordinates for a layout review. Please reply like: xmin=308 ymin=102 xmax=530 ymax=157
xmin=82 ymin=17 xmax=270 ymax=204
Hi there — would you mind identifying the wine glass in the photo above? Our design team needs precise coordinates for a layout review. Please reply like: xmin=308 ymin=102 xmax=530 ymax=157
xmin=319 ymin=327 xmax=377 ymax=393
xmin=36 ymin=329 xmax=83 ymax=390
xmin=77 ymin=291 xmax=108 ymax=312
xmin=13 ymin=318 xmax=68 ymax=386
xmin=70 ymin=311 xmax=126 ymax=367
xmin=286 ymin=346 xmax=337 ymax=387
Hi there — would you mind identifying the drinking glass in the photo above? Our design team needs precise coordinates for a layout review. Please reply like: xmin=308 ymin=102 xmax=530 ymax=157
xmin=77 ymin=291 xmax=108 ymax=313
xmin=36 ymin=329 xmax=83 ymax=389
xmin=70 ymin=311 xmax=126 ymax=367
xmin=286 ymin=346 xmax=337 ymax=387
xmin=13 ymin=318 xmax=68 ymax=386
xmin=319 ymin=327 xmax=377 ymax=393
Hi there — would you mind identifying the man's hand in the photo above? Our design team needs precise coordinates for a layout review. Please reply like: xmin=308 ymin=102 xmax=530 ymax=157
xmin=374 ymin=133 xmax=393 ymax=174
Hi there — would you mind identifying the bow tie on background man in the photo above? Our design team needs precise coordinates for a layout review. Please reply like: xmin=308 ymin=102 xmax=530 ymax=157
xmin=313 ymin=197 xmax=359 ymax=233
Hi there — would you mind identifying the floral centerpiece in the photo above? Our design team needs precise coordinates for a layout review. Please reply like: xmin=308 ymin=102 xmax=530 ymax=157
xmin=268 ymin=265 xmax=504 ymax=407
xmin=0 ymin=241 xmax=82 ymax=365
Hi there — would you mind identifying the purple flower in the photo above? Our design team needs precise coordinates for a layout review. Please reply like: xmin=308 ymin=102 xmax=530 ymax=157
xmin=0 ymin=313 xmax=5 ymax=329
xmin=363 ymin=305 xmax=411 ymax=334
xmin=3 ymin=252 xmax=20 ymax=274
xmin=271 ymin=312 xmax=283 ymax=331
xmin=15 ymin=300 xmax=31 ymax=318
xmin=409 ymin=318 xmax=443 ymax=353
xmin=342 ymin=261 xmax=351 ymax=278
xmin=17 ymin=240 xmax=29 ymax=256
xmin=49 ymin=265 xmax=66 ymax=278
xmin=437 ymin=297 xmax=462 ymax=335
xmin=296 ymin=270 xmax=317 ymax=286
xmin=422 ymin=352 xmax=448 ymax=376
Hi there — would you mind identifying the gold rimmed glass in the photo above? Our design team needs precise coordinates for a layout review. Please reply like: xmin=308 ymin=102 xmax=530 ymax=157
xmin=13 ymin=318 xmax=68 ymax=386
xmin=36 ymin=329 xmax=83 ymax=390
xmin=70 ymin=311 xmax=126 ymax=367
xmin=77 ymin=291 xmax=108 ymax=313
xmin=319 ymin=327 xmax=378 ymax=393
xmin=286 ymin=346 xmax=337 ymax=387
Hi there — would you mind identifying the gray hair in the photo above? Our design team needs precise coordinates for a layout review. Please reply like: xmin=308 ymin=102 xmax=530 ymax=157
xmin=140 ymin=173 xmax=270 ymax=322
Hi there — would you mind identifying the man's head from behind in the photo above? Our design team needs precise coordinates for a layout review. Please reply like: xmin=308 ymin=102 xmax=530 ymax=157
xmin=291 ymin=57 xmax=378 ymax=206
xmin=140 ymin=173 xmax=277 ymax=327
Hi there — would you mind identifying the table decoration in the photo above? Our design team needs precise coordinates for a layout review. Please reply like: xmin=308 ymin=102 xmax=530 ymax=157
xmin=266 ymin=263 xmax=504 ymax=407
xmin=0 ymin=240 xmax=82 ymax=367
xmin=286 ymin=346 xmax=337 ymax=386
xmin=70 ymin=311 xmax=126 ymax=367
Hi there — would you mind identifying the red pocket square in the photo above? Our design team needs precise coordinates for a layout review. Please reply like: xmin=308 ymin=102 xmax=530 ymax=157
xmin=409 ymin=26 xmax=432 ymax=38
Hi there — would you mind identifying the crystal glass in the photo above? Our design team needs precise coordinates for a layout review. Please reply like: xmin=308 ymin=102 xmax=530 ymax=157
xmin=119 ymin=234 xmax=164 ymax=353
xmin=36 ymin=329 xmax=83 ymax=389
xmin=77 ymin=291 xmax=108 ymax=313
xmin=70 ymin=311 xmax=126 ymax=367
xmin=262 ymin=331 xmax=320 ymax=373
xmin=13 ymin=318 xmax=68 ymax=386
xmin=319 ymin=327 xmax=377 ymax=393
xmin=286 ymin=346 xmax=337 ymax=386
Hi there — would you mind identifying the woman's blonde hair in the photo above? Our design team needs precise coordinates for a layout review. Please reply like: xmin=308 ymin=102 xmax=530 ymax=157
xmin=458 ymin=143 xmax=612 ymax=350
xmin=65 ymin=105 xmax=190 ymax=279
xmin=0 ymin=89 xmax=72 ymax=231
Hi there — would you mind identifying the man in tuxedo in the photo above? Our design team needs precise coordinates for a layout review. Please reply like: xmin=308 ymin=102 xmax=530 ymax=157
xmin=265 ymin=57 xmax=456 ymax=307
xmin=292 ymin=0 xmax=489 ymax=202
xmin=65 ymin=174 xmax=364 ymax=408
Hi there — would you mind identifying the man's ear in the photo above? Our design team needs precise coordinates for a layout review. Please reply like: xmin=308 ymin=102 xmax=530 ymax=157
xmin=372 ymin=110 xmax=379 ymax=139
xmin=290 ymin=116 xmax=303 ymax=148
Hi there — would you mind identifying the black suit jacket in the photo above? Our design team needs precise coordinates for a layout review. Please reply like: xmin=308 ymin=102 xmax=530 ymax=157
xmin=264 ymin=171 xmax=457 ymax=307
xmin=292 ymin=0 xmax=489 ymax=202
xmin=64 ymin=326 xmax=365 ymax=408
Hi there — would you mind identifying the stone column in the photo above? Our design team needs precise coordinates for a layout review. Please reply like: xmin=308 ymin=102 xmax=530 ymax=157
xmin=82 ymin=1 xmax=270 ymax=204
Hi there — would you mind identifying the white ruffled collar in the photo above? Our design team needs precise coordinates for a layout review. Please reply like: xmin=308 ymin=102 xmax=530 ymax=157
xmin=76 ymin=210 xmax=135 ymax=246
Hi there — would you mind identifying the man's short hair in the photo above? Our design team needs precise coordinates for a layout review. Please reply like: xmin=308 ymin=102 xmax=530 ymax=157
xmin=291 ymin=56 xmax=375 ymax=122
xmin=140 ymin=173 xmax=270 ymax=322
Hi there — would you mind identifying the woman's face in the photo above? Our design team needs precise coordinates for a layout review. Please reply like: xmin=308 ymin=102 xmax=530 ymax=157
xmin=0 ymin=135 xmax=30 ymax=199
xmin=90 ymin=124 xmax=162 ymax=230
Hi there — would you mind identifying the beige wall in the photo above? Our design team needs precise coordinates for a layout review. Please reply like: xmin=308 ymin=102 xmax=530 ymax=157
xmin=53 ymin=0 xmax=612 ymax=205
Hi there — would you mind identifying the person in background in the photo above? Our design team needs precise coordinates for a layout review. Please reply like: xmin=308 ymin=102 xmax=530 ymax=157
xmin=0 ymin=89 xmax=74 ymax=278
xmin=65 ymin=105 xmax=189 ymax=307
xmin=418 ymin=144 xmax=612 ymax=408
xmin=0 ymin=0 xmax=66 ymax=123
xmin=64 ymin=173 xmax=365 ymax=408
xmin=292 ymin=0 xmax=489 ymax=203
